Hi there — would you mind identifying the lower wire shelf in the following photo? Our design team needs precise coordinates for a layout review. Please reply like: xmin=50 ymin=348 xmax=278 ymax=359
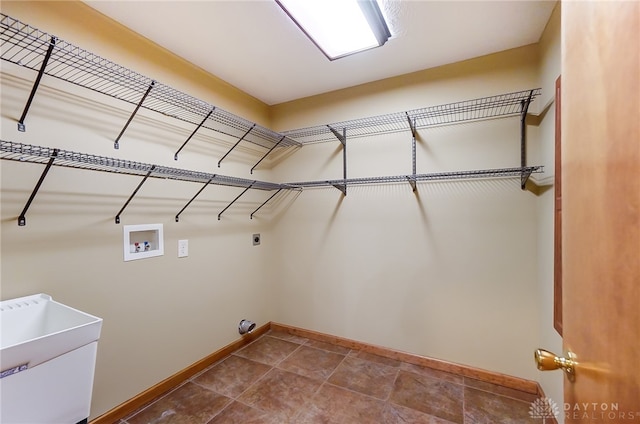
xmin=0 ymin=140 xmax=281 ymax=189
xmin=0 ymin=140 xmax=290 ymax=225
xmin=287 ymin=166 xmax=544 ymax=189
xmin=1 ymin=139 xmax=544 ymax=225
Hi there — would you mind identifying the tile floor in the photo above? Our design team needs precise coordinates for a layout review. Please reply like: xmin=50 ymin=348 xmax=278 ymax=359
xmin=120 ymin=331 xmax=540 ymax=424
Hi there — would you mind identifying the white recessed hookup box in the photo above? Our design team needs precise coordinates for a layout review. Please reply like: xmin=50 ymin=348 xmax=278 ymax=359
xmin=123 ymin=223 xmax=164 ymax=261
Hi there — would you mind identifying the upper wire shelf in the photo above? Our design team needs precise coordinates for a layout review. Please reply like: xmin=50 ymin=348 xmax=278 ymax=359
xmin=0 ymin=13 xmax=301 ymax=151
xmin=282 ymin=89 xmax=542 ymax=143
xmin=0 ymin=140 xmax=284 ymax=191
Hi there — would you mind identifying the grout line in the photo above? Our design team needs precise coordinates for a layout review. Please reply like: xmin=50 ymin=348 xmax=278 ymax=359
xmin=385 ymin=368 xmax=402 ymax=402
xmin=120 ymin=379 xmax=192 ymax=423
xmin=322 ymin=349 xmax=350 ymax=384
xmin=187 ymin=355 xmax=228 ymax=382
xmin=273 ymin=339 xmax=306 ymax=368
xmin=462 ymin=381 xmax=467 ymax=424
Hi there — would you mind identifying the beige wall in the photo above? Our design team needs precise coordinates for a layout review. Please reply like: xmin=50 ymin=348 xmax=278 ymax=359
xmin=1 ymin=1 xmax=561 ymax=419
xmin=0 ymin=1 xmax=278 ymax=418
xmin=268 ymin=45 xmax=543 ymax=380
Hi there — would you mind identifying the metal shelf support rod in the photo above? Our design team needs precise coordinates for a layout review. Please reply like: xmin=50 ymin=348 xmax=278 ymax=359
xmin=18 ymin=148 xmax=58 ymax=226
xmin=251 ymin=188 xmax=283 ymax=219
xmin=328 ymin=126 xmax=347 ymax=195
xmin=114 ymin=81 xmax=155 ymax=149
xmin=406 ymin=113 xmax=417 ymax=192
xmin=175 ymin=177 xmax=214 ymax=222
xmin=115 ymin=165 xmax=155 ymax=224
xmin=331 ymin=183 xmax=347 ymax=195
xmin=174 ymin=107 xmax=215 ymax=160
xmin=406 ymin=176 xmax=417 ymax=191
xmin=328 ymin=125 xmax=346 ymax=146
xmin=251 ymin=136 xmax=284 ymax=174
xmin=17 ymin=36 xmax=56 ymax=132
xmin=218 ymin=123 xmax=255 ymax=167
xmin=218 ymin=182 xmax=254 ymax=220
xmin=520 ymin=90 xmax=534 ymax=189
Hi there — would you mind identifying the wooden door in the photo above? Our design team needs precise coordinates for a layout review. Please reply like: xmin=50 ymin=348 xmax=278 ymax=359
xmin=562 ymin=1 xmax=639 ymax=421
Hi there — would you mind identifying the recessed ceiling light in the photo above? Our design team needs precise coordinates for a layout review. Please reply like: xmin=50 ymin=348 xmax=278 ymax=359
xmin=276 ymin=0 xmax=392 ymax=60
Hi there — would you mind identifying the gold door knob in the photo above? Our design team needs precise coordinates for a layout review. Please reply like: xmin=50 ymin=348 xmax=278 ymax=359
xmin=534 ymin=348 xmax=577 ymax=381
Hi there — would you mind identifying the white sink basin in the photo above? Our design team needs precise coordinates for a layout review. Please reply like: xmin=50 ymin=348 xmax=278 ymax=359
xmin=0 ymin=293 xmax=102 ymax=373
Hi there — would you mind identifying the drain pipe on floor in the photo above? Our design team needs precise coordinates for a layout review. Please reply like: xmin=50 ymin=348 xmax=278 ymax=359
xmin=238 ymin=319 xmax=256 ymax=335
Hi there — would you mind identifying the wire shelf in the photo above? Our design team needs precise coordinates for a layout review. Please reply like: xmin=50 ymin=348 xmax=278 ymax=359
xmin=0 ymin=13 xmax=301 ymax=150
xmin=282 ymin=89 xmax=541 ymax=143
xmin=0 ymin=12 xmax=544 ymax=217
xmin=0 ymin=140 xmax=284 ymax=191
xmin=287 ymin=166 xmax=544 ymax=188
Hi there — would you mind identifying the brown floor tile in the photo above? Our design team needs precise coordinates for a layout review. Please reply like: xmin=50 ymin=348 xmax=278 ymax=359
xmin=234 ymin=335 xmax=300 ymax=366
xmin=278 ymin=345 xmax=346 ymax=380
xmin=238 ymin=368 xmax=321 ymax=418
xmin=463 ymin=377 xmax=539 ymax=403
xmin=206 ymin=401 xmax=286 ymax=424
xmin=400 ymin=362 xmax=464 ymax=385
xmin=126 ymin=382 xmax=230 ymax=424
xmin=193 ymin=355 xmax=271 ymax=398
xmin=463 ymin=386 xmax=534 ymax=424
xmin=383 ymin=403 xmax=458 ymax=424
xmin=390 ymin=370 xmax=464 ymax=424
xmin=295 ymin=383 xmax=386 ymax=423
xmin=328 ymin=356 xmax=399 ymax=400
xmin=354 ymin=351 xmax=402 ymax=368
xmin=122 ymin=333 xmax=542 ymax=424
xmin=305 ymin=339 xmax=352 ymax=355
xmin=267 ymin=330 xmax=308 ymax=344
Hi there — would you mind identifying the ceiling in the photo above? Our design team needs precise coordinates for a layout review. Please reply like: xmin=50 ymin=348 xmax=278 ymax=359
xmin=84 ymin=0 xmax=556 ymax=106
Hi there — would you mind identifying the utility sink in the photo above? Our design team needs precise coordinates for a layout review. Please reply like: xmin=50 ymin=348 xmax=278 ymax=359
xmin=1 ymin=293 xmax=102 ymax=372
xmin=1 ymin=293 xmax=103 ymax=424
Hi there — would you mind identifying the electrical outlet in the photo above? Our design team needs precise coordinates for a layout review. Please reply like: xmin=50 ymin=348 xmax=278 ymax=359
xmin=253 ymin=234 xmax=260 ymax=246
xmin=178 ymin=239 xmax=188 ymax=257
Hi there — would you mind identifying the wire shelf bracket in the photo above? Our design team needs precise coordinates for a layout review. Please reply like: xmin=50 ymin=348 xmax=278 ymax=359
xmin=218 ymin=123 xmax=255 ymax=167
xmin=114 ymin=81 xmax=155 ymax=150
xmin=115 ymin=165 xmax=155 ymax=224
xmin=519 ymin=90 xmax=534 ymax=189
xmin=174 ymin=107 xmax=215 ymax=161
xmin=250 ymin=136 xmax=284 ymax=174
xmin=175 ymin=177 xmax=213 ymax=222
xmin=17 ymin=148 xmax=58 ymax=226
xmin=328 ymin=126 xmax=347 ymax=196
xmin=406 ymin=113 xmax=417 ymax=192
xmin=17 ymin=36 xmax=56 ymax=132
xmin=251 ymin=188 xmax=282 ymax=219
xmin=218 ymin=182 xmax=254 ymax=220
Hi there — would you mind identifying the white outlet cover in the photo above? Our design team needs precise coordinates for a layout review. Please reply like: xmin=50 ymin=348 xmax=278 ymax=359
xmin=178 ymin=239 xmax=188 ymax=258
